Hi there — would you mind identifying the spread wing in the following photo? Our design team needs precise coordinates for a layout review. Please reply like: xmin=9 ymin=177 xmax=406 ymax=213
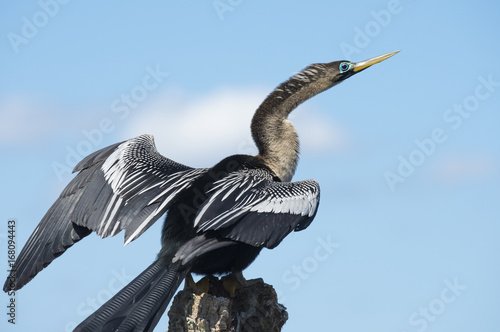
xmin=193 ymin=169 xmax=320 ymax=249
xmin=5 ymin=134 xmax=207 ymax=291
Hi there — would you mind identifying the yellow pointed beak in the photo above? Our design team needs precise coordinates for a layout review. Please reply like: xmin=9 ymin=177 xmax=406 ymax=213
xmin=353 ymin=51 xmax=400 ymax=72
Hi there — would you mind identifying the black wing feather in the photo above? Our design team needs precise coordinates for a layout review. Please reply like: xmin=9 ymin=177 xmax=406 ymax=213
xmin=220 ymin=211 xmax=314 ymax=249
xmin=194 ymin=169 xmax=320 ymax=249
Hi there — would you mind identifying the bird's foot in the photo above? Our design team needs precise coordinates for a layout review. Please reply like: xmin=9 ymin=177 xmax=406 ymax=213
xmin=221 ymin=270 xmax=247 ymax=298
xmin=184 ymin=273 xmax=210 ymax=293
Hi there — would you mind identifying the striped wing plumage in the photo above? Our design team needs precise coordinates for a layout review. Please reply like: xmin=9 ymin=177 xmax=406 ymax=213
xmin=5 ymin=134 xmax=206 ymax=291
xmin=194 ymin=169 xmax=320 ymax=249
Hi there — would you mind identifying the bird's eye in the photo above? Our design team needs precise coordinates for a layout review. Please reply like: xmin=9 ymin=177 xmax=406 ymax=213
xmin=339 ymin=62 xmax=351 ymax=73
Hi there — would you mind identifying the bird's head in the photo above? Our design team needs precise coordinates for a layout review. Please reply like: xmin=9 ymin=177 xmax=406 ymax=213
xmin=254 ymin=50 xmax=400 ymax=126
xmin=293 ymin=51 xmax=400 ymax=93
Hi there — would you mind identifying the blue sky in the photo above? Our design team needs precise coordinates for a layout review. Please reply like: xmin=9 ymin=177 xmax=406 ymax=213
xmin=1 ymin=1 xmax=499 ymax=331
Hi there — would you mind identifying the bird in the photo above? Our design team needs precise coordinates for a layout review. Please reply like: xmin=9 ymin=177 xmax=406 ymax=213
xmin=4 ymin=51 xmax=398 ymax=331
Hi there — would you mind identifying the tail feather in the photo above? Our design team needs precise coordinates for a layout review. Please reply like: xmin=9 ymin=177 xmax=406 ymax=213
xmin=75 ymin=260 xmax=187 ymax=332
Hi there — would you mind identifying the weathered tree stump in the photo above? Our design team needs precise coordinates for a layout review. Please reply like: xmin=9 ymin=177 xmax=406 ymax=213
xmin=167 ymin=275 xmax=288 ymax=332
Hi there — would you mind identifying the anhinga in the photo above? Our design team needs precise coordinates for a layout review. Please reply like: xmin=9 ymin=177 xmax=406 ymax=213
xmin=4 ymin=51 xmax=398 ymax=331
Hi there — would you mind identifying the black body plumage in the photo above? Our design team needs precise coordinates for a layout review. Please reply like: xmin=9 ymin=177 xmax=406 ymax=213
xmin=3 ymin=51 xmax=398 ymax=331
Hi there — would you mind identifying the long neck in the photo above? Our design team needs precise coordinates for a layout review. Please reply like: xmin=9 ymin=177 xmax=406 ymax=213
xmin=251 ymin=65 xmax=328 ymax=182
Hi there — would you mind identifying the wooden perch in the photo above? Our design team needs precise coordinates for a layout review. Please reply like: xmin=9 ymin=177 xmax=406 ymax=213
xmin=167 ymin=275 xmax=288 ymax=332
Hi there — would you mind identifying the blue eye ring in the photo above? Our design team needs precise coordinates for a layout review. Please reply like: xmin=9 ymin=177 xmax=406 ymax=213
xmin=339 ymin=62 xmax=351 ymax=73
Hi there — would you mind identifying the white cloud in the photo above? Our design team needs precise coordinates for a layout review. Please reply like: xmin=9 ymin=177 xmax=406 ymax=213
xmin=124 ymin=88 xmax=260 ymax=166
xmin=124 ymin=87 xmax=350 ymax=167
xmin=291 ymin=108 xmax=351 ymax=154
